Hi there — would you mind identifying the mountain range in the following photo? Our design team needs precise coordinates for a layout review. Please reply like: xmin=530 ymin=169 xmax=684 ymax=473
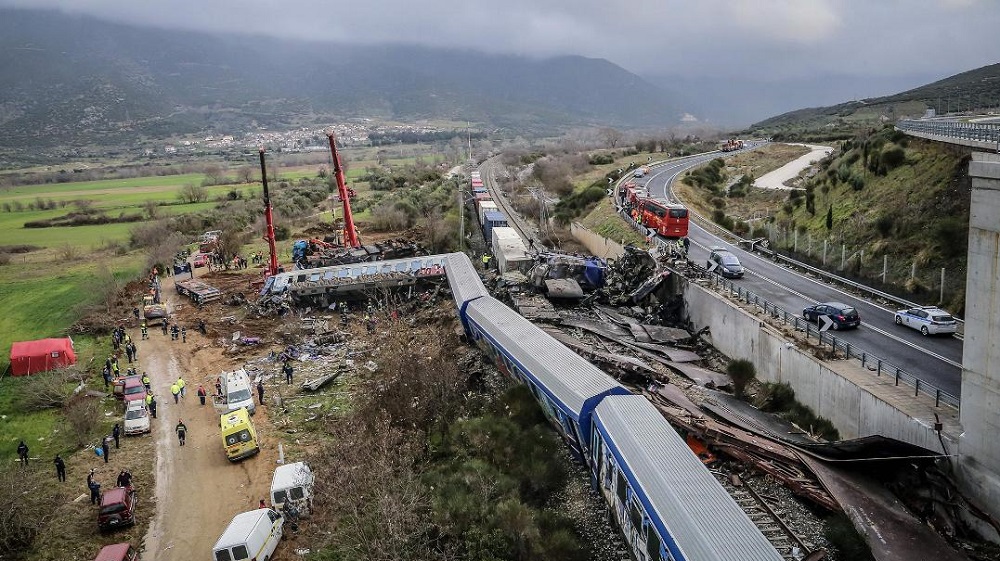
xmin=0 ymin=8 xmax=684 ymax=154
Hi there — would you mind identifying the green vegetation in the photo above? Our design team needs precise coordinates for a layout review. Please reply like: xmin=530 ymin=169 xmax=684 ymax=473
xmin=726 ymin=359 xmax=756 ymax=399
xmin=309 ymin=328 xmax=589 ymax=561
xmin=754 ymin=382 xmax=840 ymax=441
xmin=674 ymin=132 xmax=971 ymax=312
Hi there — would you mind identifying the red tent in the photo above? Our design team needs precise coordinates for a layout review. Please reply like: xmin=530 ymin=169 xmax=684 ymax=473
xmin=9 ymin=338 xmax=76 ymax=376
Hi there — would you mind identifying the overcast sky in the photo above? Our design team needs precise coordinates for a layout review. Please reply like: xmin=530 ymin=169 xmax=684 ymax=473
xmin=2 ymin=0 xmax=998 ymax=83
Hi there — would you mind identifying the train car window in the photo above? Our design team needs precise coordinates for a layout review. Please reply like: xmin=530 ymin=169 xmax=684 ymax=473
xmin=616 ymin=471 xmax=627 ymax=503
xmin=646 ymin=525 xmax=661 ymax=559
xmin=629 ymin=498 xmax=643 ymax=532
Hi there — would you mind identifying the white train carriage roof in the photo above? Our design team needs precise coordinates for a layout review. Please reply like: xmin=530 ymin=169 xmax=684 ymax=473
xmin=444 ymin=252 xmax=489 ymax=306
xmin=465 ymin=296 xmax=628 ymax=419
xmin=594 ymin=395 xmax=783 ymax=561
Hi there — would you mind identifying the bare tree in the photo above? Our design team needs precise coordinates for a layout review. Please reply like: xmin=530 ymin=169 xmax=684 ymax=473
xmin=0 ymin=467 xmax=62 ymax=555
xmin=178 ymin=183 xmax=208 ymax=203
xmin=142 ymin=199 xmax=160 ymax=219
xmin=599 ymin=127 xmax=624 ymax=149
xmin=237 ymin=165 xmax=255 ymax=184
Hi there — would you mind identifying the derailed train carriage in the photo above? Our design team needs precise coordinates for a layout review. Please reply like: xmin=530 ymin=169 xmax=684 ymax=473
xmin=443 ymin=251 xmax=782 ymax=561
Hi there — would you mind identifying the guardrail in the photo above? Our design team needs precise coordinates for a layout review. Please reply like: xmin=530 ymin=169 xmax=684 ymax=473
xmin=897 ymin=119 xmax=1000 ymax=151
xmin=898 ymin=119 xmax=1000 ymax=142
xmin=705 ymin=271 xmax=960 ymax=409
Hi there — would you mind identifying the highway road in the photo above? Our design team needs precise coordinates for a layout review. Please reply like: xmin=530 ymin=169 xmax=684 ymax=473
xmin=640 ymin=154 xmax=965 ymax=398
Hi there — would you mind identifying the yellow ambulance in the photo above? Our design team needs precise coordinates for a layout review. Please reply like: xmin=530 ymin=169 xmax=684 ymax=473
xmin=220 ymin=407 xmax=259 ymax=462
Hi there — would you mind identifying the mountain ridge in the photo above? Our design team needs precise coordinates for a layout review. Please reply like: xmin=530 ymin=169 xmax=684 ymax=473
xmin=0 ymin=8 xmax=684 ymax=152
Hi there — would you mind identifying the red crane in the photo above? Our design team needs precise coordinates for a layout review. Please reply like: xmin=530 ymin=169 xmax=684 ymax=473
xmin=258 ymin=148 xmax=280 ymax=277
xmin=327 ymin=132 xmax=360 ymax=248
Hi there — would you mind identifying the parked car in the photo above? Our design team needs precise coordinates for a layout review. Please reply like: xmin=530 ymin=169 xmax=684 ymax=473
xmin=193 ymin=253 xmax=209 ymax=268
xmin=121 ymin=376 xmax=147 ymax=406
xmin=707 ymin=247 xmax=745 ymax=278
xmin=802 ymin=302 xmax=861 ymax=330
xmin=123 ymin=400 xmax=150 ymax=436
xmin=894 ymin=306 xmax=958 ymax=336
xmin=112 ymin=375 xmax=142 ymax=401
xmin=98 ymin=486 xmax=137 ymax=531
xmin=92 ymin=543 xmax=139 ymax=561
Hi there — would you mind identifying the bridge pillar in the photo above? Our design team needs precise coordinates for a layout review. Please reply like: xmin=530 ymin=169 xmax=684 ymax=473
xmin=959 ymin=152 xmax=1000 ymax=530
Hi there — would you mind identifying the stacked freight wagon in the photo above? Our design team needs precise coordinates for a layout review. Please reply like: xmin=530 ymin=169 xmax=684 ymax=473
xmin=469 ymin=170 xmax=533 ymax=275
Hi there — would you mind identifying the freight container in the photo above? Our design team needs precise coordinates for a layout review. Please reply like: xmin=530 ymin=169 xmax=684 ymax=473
xmin=477 ymin=201 xmax=499 ymax=225
xmin=491 ymin=227 xmax=532 ymax=274
xmin=472 ymin=187 xmax=488 ymax=195
xmin=482 ymin=210 xmax=508 ymax=244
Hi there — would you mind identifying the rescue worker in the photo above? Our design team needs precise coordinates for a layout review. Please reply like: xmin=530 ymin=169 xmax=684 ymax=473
xmin=175 ymin=420 xmax=187 ymax=446
xmin=16 ymin=440 xmax=29 ymax=466
xmin=176 ymin=376 xmax=186 ymax=398
xmin=170 ymin=382 xmax=180 ymax=404
xmin=112 ymin=423 xmax=121 ymax=448
xmin=181 ymin=327 xmax=187 ymax=343
xmin=54 ymin=454 xmax=66 ymax=482
xmin=256 ymin=380 xmax=265 ymax=406
xmin=148 ymin=394 xmax=157 ymax=419
xmin=140 ymin=323 xmax=148 ymax=340
xmin=142 ymin=372 xmax=151 ymax=391
xmin=197 ymin=385 xmax=207 ymax=406
xmin=283 ymin=361 xmax=294 ymax=385
xmin=88 ymin=470 xmax=101 ymax=504
xmin=161 ymin=321 xmax=168 ymax=336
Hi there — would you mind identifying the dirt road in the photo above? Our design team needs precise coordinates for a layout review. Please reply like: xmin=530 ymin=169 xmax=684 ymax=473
xmin=139 ymin=278 xmax=278 ymax=561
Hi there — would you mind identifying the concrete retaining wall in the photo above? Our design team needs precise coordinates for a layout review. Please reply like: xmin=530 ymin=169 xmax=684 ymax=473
xmin=571 ymin=222 xmax=627 ymax=259
xmin=683 ymin=280 xmax=951 ymax=453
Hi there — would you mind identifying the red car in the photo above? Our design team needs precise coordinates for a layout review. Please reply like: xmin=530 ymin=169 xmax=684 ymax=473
xmin=193 ymin=254 xmax=209 ymax=268
xmin=98 ymin=486 xmax=137 ymax=531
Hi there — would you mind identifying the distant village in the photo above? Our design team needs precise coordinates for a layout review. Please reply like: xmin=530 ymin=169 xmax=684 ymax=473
xmin=156 ymin=121 xmax=448 ymax=157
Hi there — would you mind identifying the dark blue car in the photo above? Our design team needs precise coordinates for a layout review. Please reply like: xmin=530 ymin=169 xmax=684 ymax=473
xmin=802 ymin=302 xmax=861 ymax=330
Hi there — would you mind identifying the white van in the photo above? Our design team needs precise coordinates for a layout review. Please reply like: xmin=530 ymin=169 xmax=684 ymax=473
xmin=212 ymin=508 xmax=283 ymax=561
xmin=215 ymin=369 xmax=256 ymax=415
xmin=270 ymin=462 xmax=314 ymax=514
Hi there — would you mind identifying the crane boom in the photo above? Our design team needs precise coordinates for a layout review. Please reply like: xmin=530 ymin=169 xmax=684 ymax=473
xmin=258 ymin=148 xmax=280 ymax=277
xmin=327 ymin=132 xmax=360 ymax=248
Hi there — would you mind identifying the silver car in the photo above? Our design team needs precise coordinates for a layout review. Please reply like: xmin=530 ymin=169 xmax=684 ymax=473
xmin=124 ymin=400 xmax=151 ymax=435
xmin=894 ymin=306 xmax=957 ymax=336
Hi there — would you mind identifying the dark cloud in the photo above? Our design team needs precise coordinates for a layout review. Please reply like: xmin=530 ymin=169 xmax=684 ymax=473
xmin=1 ymin=0 xmax=997 ymax=82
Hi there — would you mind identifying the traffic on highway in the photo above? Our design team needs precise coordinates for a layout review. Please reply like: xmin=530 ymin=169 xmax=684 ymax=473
xmin=637 ymin=153 xmax=964 ymax=398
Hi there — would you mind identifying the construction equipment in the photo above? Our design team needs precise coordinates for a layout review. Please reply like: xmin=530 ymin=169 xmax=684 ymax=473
xmin=258 ymin=149 xmax=281 ymax=278
xmin=327 ymin=133 xmax=359 ymax=248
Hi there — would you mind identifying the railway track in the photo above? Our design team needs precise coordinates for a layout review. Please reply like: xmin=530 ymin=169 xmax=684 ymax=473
xmin=478 ymin=157 xmax=543 ymax=248
xmin=717 ymin=473 xmax=820 ymax=560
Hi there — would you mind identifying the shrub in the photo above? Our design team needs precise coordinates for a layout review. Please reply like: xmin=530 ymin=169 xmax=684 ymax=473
xmin=849 ymin=174 xmax=865 ymax=191
xmin=880 ymin=146 xmax=906 ymax=171
xmin=726 ymin=359 xmax=756 ymax=398
xmin=875 ymin=215 xmax=894 ymax=237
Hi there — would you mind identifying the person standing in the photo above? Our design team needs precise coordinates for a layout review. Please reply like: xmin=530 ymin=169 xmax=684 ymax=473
xmin=197 ymin=385 xmax=207 ymax=406
xmin=162 ymin=321 xmax=169 ymax=336
xmin=54 ymin=454 xmax=66 ymax=482
xmin=283 ymin=361 xmax=294 ymax=385
xmin=181 ymin=327 xmax=187 ymax=343
xmin=101 ymin=436 xmax=110 ymax=464
xmin=257 ymin=380 xmax=265 ymax=406
xmin=142 ymin=372 xmax=151 ymax=391
xmin=140 ymin=323 xmax=148 ymax=340
xmin=170 ymin=383 xmax=180 ymax=404
xmin=88 ymin=470 xmax=101 ymax=505
xmin=16 ymin=440 xmax=28 ymax=466
xmin=177 ymin=376 xmax=186 ymax=398
xmin=175 ymin=420 xmax=187 ymax=446
xmin=149 ymin=395 xmax=157 ymax=419
xmin=102 ymin=366 xmax=112 ymax=390
xmin=112 ymin=423 xmax=121 ymax=449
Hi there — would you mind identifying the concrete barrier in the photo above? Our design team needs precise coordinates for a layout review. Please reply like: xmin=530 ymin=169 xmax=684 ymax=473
xmin=571 ymin=222 xmax=627 ymax=260
xmin=682 ymin=278 xmax=960 ymax=454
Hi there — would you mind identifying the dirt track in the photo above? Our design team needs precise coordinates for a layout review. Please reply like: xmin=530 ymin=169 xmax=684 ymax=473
xmin=139 ymin=277 xmax=278 ymax=561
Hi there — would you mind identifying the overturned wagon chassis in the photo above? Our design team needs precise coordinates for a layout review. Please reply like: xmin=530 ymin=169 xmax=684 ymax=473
xmin=267 ymin=255 xmax=450 ymax=307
